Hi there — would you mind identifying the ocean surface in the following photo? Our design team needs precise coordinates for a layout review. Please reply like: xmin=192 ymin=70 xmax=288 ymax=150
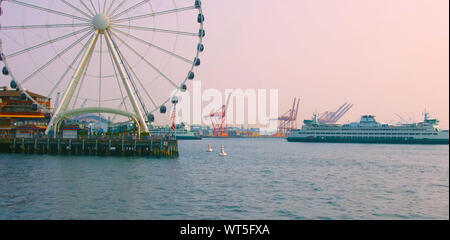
xmin=0 ymin=138 xmax=448 ymax=220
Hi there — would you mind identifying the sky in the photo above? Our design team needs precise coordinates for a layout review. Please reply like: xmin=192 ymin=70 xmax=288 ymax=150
xmin=0 ymin=0 xmax=448 ymax=129
xmin=198 ymin=0 xmax=449 ymax=128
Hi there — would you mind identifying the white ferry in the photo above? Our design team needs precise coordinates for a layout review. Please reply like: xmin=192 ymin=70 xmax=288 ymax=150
xmin=287 ymin=113 xmax=449 ymax=144
xmin=150 ymin=123 xmax=202 ymax=140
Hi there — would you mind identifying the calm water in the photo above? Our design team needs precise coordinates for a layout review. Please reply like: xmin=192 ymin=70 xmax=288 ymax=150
xmin=0 ymin=138 xmax=448 ymax=220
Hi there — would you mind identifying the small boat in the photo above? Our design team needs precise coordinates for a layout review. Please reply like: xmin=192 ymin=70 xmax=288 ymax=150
xmin=219 ymin=145 xmax=227 ymax=156
xmin=207 ymin=144 xmax=213 ymax=152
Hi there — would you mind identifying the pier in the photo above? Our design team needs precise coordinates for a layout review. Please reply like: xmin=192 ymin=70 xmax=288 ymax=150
xmin=0 ymin=136 xmax=179 ymax=158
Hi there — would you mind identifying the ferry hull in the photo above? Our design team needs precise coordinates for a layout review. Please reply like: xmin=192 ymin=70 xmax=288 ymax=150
xmin=176 ymin=135 xmax=202 ymax=140
xmin=287 ymin=137 xmax=449 ymax=145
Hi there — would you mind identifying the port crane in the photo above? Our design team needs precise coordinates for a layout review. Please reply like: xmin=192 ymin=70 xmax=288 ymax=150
xmin=171 ymin=100 xmax=177 ymax=132
xmin=394 ymin=113 xmax=410 ymax=124
xmin=205 ymin=92 xmax=233 ymax=137
xmin=274 ymin=98 xmax=300 ymax=137
xmin=317 ymin=102 xmax=353 ymax=124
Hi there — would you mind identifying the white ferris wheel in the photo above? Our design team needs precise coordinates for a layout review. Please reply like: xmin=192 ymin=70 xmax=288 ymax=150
xmin=0 ymin=0 xmax=205 ymax=134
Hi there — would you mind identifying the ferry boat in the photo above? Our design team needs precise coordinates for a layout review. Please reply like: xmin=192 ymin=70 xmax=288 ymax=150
xmin=150 ymin=123 xmax=202 ymax=140
xmin=287 ymin=113 xmax=449 ymax=144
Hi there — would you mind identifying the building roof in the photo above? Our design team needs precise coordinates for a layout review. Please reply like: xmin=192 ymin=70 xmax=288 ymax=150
xmin=61 ymin=124 xmax=81 ymax=130
xmin=0 ymin=88 xmax=49 ymax=99
xmin=14 ymin=125 xmax=47 ymax=130
xmin=0 ymin=112 xmax=46 ymax=118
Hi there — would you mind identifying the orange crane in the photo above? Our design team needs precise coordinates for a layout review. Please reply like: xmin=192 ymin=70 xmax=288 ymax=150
xmin=206 ymin=92 xmax=233 ymax=137
xmin=274 ymin=98 xmax=300 ymax=137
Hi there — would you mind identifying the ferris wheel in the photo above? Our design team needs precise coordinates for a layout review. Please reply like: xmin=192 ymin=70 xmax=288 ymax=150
xmin=0 ymin=0 xmax=205 ymax=134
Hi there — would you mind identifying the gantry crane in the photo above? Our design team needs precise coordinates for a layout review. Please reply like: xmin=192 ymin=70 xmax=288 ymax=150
xmin=274 ymin=98 xmax=300 ymax=137
xmin=317 ymin=102 xmax=353 ymax=124
xmin=205 ymin=92 xmax=233 ymax=137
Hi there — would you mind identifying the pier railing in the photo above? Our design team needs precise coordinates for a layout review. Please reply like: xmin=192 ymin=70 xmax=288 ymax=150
xmin=0 ymin=135 xmax=179 ymax=158
xmin=0 ymin=134 xmax=176 ymax=141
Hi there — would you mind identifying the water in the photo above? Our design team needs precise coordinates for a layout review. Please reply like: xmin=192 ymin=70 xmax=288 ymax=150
xmin=0 ymin=138 xmax=448 ymax=220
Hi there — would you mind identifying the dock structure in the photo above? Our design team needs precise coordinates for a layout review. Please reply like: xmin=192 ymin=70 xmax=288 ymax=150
xmin=0 ymin=136 xmax=179 ymax=158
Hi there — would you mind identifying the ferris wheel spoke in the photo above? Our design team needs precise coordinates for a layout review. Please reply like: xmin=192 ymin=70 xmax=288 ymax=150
xmin=112 ymin=28 xmax=193 ymax=65
xmin=8 ymin=0 xmax=90 ymax=22
xmin=110 ymin=0 xmax=150 ymax=20
xmin=72 ymin=64 xmax=89 ymax=109
xmin=88 ymin=0 xmax=98 ymax=15
xmin=78 ymin=0 xmax=95 ymax=17
xmin=112 ymin=6 xmax=197 ymax=23
xmin=105 ymin=0 xmax=117 ymax=15
xmin=21 ymin=30 xmax=94 ymax=85
xmin=110 ymin=31 xmax=179 ymax=89
xmin=121 ymin=50 xmax=158 ymax=109
xmin=111 ymin=24 xmax=197 ymax=37
xmin=60 ymin=0 xmax=93 ymax=19
xmin=6 ymin=27 xmax=91 ymax=58
xmin=108 ymin=1 xmax=127 ymax=17
xmin=101 ymin=0 xmax=107 ymax=14
xmin=48 ymin=33 xmax=96 ymax=98
xmin=99 ymin=97 xmax=124 ymax=103
xmin=0 ymin=23 xmax=91 ymax=30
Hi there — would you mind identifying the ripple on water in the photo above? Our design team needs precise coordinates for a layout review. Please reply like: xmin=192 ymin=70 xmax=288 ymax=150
xmin=0 ymin=140 xmax=448 ymax=220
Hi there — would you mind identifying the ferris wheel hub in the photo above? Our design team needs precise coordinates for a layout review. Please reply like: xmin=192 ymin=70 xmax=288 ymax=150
xmin=92 ymin=14 xmax=110 ymax=31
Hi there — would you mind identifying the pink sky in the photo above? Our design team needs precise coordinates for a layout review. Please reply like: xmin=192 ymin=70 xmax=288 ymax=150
xmin=199 ymin=0 xmax=449 ymax=128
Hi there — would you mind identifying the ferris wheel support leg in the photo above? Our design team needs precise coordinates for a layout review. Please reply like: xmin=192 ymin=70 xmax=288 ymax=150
xmin=135 ymin=117 xmax=141 ymax=139
xmin=45 ymin=31 xmax=100 ymax=135
xmin=54 ymin=119 xmax=62 ymax=137
xmin=104 ymin=30 xmax=149 ymax=133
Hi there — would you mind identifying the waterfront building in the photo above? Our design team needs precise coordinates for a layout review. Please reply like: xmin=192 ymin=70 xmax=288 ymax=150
xmin=0 ymin=87 xmax=51 ymax=135
xmin=61 ymin=125 xmax=82 ymax=139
